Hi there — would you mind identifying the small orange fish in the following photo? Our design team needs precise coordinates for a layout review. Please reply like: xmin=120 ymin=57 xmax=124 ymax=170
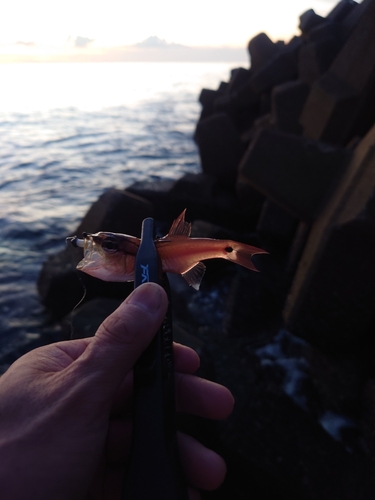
xmin=70 ymin=210 xmax=267 ymax=289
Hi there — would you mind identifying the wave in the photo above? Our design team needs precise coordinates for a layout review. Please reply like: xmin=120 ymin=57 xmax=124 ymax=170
xmin=0 ymin=61 xmax=235 ymax=360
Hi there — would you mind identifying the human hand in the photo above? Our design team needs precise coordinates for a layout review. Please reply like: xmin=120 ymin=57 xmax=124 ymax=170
xmin=0 ymin=283 xmax=234 ymax=500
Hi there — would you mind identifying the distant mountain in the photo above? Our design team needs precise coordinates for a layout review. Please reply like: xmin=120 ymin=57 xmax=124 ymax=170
xmin=125 ymin=36 xmax=247 ymax=62
xmin=134 ymin=36 xmax=184 ymax=49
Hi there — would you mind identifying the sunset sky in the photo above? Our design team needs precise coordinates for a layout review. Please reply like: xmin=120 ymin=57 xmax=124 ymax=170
xmin=0 ymin=0 xmax=341 ymax=62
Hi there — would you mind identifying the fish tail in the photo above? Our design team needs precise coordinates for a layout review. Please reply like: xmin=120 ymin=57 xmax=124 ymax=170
xmin=224 ymin=241 xmax=268 ymax=272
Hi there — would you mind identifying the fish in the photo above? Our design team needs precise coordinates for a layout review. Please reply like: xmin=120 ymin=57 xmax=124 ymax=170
xmin=68 ymin=209 xmax=267 ymax=290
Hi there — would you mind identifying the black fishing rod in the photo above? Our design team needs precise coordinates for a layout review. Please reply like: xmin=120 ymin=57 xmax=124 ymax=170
xmin=121 ymin=217 xmax=188 ymax=500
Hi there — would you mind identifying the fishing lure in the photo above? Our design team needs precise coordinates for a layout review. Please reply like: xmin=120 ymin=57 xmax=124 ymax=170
xmin=68 ymin=209 xmax=267 ymax=289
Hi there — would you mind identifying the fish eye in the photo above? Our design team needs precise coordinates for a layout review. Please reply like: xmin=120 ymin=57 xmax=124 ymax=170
xmin=101 ymin=238 xmax=119 ymax=253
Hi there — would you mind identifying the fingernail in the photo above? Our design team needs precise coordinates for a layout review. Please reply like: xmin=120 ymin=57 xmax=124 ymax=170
xmin=125 ymin=283 xmax=163 ymax=314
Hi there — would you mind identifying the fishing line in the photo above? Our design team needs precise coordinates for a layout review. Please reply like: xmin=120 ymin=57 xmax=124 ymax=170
xmin=65 ymin=245 xmax=88 ymax=339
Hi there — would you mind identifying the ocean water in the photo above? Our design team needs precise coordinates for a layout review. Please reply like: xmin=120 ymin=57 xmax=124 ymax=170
xmin=0 ymin=61 xmax=245 ymax=363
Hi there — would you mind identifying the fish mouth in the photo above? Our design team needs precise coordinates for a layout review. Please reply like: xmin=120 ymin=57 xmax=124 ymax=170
xmin=76 ymin=235 xmax=102 ymax=271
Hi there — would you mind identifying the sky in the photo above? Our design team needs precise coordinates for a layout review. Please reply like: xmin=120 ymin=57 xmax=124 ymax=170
xmin=0 ymin=0 xmax=341 ymax=62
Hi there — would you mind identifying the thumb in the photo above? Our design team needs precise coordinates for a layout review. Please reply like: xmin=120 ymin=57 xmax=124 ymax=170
xmin=83 ymin=282 xmax=168 ymax=388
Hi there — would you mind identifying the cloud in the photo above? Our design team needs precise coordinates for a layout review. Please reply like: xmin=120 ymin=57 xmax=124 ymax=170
xmin=15 ymin=41 xmax=35 ymax=47
xmin=134 ymin=36 xmax=184 ymax=49
xmin=74 ymin=36 xmax=94 ymax=48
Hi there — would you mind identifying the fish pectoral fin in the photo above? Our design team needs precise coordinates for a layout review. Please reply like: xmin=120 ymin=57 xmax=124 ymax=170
xmin=182 ymin=262 xmax=206 ymax=290
xmin=167 ymin=209 xmax=192 ymax=237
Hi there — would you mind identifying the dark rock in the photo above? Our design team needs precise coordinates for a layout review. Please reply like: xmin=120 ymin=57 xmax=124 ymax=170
xmin=37 ymin=249 xmax=88 ymax=318
xmin=327 ymin=0 xmax=357 ymax=22
xmin=235 ymin=178 xmax=266 ymax=219
xmin=256 ymin=200 xmax=299 ymax=257
xmin=340 ymin=0 xmax=371 ymax=36
xmin=198 ymin=88 xmax=221 ymax=120
xmin=284 ymin=221 xmax=311 ymax=279
xmin=284 ymin=125 xmax=375 ymax=353
xmin=218 ymin=37 xmax=303 ymax=135
xmin=128 ymin=173 xmax=260 ymax=232
xmin=248 ymin=33 xmax=284 ymax=75
xmin=287 ymin=218 xmax=375 ymax=353
xmin=74 ymin=187 xmax=153 ymax=237
xmin=300 ymin=73 xmax=358 ymax=144
xmin=197 ymin=328 xmax=375 ymax=500
xmin=198 ymin=80 xmax=229 ymax=121
xmin=70 ymin=297 xmax=123 ymax=339
xmin=171 ymin=172 xmax=230 ymax=214
xmin=217 ymin=81 xmax=229 ymax=93
xmin=236 ymin=128 xmax=351 ymax=222
xmin=361 ymin=379 xmax=375 ymax=460
xmin=169 ymin=173 xmax=259 ymax=230
xmin=246 ymin=113 xmax=272 ymax=140
xmin=199 ymin=88 xmax=219 ymax=108
xmin=126 ymin=178 xmax=177 ymax=221
xmin=298 ymin=37 xmax=342 ymax=84
xmin=213 ymin=92 xmax=260 ymax=135
xmin=258 ymin=93 xmax=272 ymax=116
xmin=232 ymin=82 xmax=260 ymax=109
xmin=250 ymin=37 xmax=303 ymax=94
xmin=227 ymin=68 xmax=252 ymax=94
xmin=300 ymin=0 xmax=375 ymax=145
xmin=194 ymin=113 xmax=246 ymax=187
xmin=301 ymin=73 xmax=355 ymax=143
xmin=299 ymin=9 xmax=326 ymax=35
xmin=271 ymin=81 xmax=310 ymax=133
xmin=211 ymin=94 xmax=231 ymax=114
xmin=223 ymin=258 xmax=284 ymax=337
xmin=189 ymin=218 xmax=257 ymax=241
xmin=307 ymin=21 xmax=343 ymax=43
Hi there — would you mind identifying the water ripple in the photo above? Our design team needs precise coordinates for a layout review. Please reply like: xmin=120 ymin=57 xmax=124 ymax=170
xmin=0 ymin=61 xmax=238 ymax=359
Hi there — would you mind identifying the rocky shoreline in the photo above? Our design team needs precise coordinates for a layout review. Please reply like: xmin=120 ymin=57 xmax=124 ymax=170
xmin=37 ymin=0 xmax=375 ymax=498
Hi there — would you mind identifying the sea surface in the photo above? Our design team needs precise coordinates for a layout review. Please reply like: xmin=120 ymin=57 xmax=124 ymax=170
xmin=0 ymin=61 xmax=245 ymax=366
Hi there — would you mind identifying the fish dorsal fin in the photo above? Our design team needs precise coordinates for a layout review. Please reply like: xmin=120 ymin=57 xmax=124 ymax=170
xmin=167 ymin=209 xmax=191 ymax=237
xmin=182 ymin=262 xmax=206 ymax=290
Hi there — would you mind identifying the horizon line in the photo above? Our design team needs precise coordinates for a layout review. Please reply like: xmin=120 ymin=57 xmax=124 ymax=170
xmin=0 ymin=45 xmax=250 ymax=64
